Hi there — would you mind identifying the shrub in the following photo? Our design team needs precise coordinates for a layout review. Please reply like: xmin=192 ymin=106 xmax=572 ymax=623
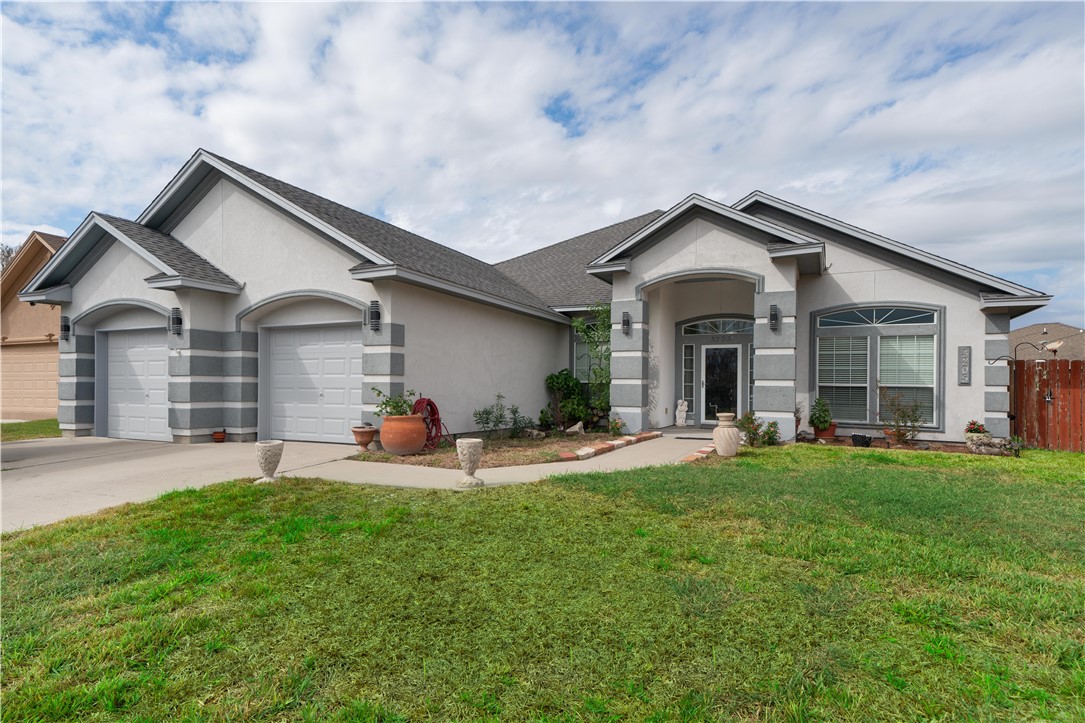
xmin=878 ymin=387 xmax=923 ymax=444
xmin=762 ymin=421 xmax=781 ymax=446
xmin=608 ymin=416 xmax=625 ymax=436
xmin=809 ymin=398 xmax=833 ymax=431
xmin=545 ymin=369 xmax=587 ymax=428
xmin=571 ymin=303 xmax=611 ymax=411
xmin=538 ymin=407 xmax=553 ymax=430
xmin=508 ymin=405 xmax=532 ymax=438
xmin=736 ymin=412 xmax=764 ymax=446
xmin=371 ymin=387 xmax=417 ymax=417
xmin=473 ymin=394 xmax=509 ymax=436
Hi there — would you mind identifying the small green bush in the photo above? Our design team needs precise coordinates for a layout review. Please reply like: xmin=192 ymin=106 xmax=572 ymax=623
xmin=810 ymin=397 xmax=833 ymax=430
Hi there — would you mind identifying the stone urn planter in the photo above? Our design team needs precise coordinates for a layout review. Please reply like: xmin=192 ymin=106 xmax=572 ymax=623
xmin=255 ymin=440 xmax=284 ymax=483
xmin=713 ymin=412 xmax=741 ymax=458
xmin=455 ymin=438 xmax=485 ymax=489
xmin=351 ymin=424 xmax=377 ymax=450
xmin=379 ymin=414 xmax=427 ymax=455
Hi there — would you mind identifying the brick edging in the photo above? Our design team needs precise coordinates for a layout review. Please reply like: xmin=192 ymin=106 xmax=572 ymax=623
xmin=679 ymin=444 xmax=718 ymax=463
xmin=556 ymin=431 xmax=664 ymax=462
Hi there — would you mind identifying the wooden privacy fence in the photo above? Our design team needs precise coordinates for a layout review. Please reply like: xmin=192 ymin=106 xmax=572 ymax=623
xmin=1013 ymin=359 xmax=1084 ymax=452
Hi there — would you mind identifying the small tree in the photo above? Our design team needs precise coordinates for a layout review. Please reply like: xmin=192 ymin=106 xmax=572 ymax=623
xmin=0 ymin=243 xmax=19 ymax=273
xmin=570 ymin=302 xmax=611 ymax=412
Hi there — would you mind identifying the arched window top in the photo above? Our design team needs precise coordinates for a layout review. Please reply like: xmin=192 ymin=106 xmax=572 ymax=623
xmin=817 ymin=307 xmax=935 ymax=328
xmin=682 ymin=318 xmax=754 ymax=335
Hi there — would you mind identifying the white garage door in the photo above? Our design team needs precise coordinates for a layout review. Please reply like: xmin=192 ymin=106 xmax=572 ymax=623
xmin=107 ymin=329 xmax=171 ymax=441
xmin=269 ymin=325 xmax=365 ymax=443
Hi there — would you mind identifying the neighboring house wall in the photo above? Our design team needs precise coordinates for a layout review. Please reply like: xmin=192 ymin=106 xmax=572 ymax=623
xmin=1 ymin=234 xmax=64 ymax=419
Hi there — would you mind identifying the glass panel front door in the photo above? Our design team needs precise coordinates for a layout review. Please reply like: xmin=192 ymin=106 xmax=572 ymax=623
xmin=702 ymin=345 xmax=740 ymax=423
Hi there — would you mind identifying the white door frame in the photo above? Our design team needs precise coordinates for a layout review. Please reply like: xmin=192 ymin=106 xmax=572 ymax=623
xmin=701 ymin=344 xmax=743 ymax=424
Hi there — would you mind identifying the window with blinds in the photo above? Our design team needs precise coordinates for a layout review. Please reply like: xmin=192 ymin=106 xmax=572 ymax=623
xmin=816 ymin=336 xmax=869 ymax=421
xmin=879 ymin=335 xmax=935 ymax=422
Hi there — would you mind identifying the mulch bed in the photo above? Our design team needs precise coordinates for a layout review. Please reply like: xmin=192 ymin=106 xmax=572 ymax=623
xmin=350 ymin=432 xmax=623 ymax=469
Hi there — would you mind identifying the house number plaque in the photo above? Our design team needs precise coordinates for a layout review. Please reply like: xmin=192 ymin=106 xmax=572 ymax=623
xmin=958 ymin=346 xmax=972 ymax=386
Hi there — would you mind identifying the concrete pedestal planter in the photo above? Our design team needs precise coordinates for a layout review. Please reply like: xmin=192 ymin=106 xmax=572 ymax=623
xmin=351 ymin=425 xmax=377 ymax=450
xmin=964 ymin=432 xmax=992 ymax=444
xmin=255 ymin=440 xmax=284 ymax=483
xmin=712 ymin=413 xmax=741 ymax=458
xmin=455 ymin=438 xmax=485 ymax=489
xmin=379 ymin=415 xmax=427 ymax=455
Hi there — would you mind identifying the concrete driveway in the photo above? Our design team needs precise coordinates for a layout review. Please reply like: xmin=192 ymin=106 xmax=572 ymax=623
xmin=1 ymin=437 xmax=354 ymax=532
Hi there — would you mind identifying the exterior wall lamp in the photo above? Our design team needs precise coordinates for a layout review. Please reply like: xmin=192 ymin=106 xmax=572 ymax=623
xmin=59 ymin=315 xmax=71 ymax=342
xmin=369 ymin=301 xmax=381 ymax=332
xmin=621 ymin=311 xmax=631 ymax=336
xmin=168 ymin=308 xmax=184 ymax=336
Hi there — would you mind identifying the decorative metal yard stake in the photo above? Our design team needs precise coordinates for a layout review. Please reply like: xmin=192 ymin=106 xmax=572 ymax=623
xmin=255 ymin=440 xmax=285 ymax=483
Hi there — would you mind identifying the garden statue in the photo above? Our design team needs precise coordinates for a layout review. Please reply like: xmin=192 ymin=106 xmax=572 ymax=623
xmin=675 ymin=399 xmax=688 ymax=427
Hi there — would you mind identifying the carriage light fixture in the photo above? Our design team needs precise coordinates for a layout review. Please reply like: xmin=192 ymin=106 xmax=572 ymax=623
xmin=621 ymin=311 xmax=631 ymax=335
xmin=369 ymin=301 xmax=382 ymax=332
xmin=59 ymin=315 xmax=71 ymax=342
xmin=168 ymin=308 xmax=183 ymax=335
xmin=769 ymin=304 xmax=780 ymax=331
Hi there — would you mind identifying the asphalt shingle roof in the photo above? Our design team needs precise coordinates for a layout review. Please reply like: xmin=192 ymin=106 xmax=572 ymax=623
xmin=98 ymin=214 xmax=240 ymax=287
xmin=495 ymin=211 xmax=664 ymax=308
xmin=206 ymin=152 xmax=551 ymax=312
xmin=35 ymin=232 xmax=67 ymax=253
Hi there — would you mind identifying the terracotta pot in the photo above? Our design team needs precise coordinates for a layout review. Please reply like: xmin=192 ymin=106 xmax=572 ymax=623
xmin=379 ymin=415 xmax=427 ymax=455
xmin=352 ymin=426 xmax=377 ymax=450
xmin=212 ymin=430 xmax=226 ymax=443
xmin=813 ymin=422 xmax=837 ymax=439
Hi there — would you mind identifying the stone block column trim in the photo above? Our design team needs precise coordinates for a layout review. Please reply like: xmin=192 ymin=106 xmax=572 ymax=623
xmin=983 ymin=312 xmax=1011 ymax=437
xmin=57 ymin=334 xmax=94 ymax=435
xmin=609 ymin=300 xmax=649 ymax=432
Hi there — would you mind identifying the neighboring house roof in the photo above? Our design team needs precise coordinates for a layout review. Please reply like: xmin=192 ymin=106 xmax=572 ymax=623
xmin=35 ymin=232 xmax=67 ymax=254
xmin=1008 ymin=322 xmax=1085 ymax=361
xmin=2 ymin=231 xmax=66 ymax=301
xmin=2 ymin=231 xmax=67 ymax=345
xmin=496 ymin=211 xmax=664 ymax=309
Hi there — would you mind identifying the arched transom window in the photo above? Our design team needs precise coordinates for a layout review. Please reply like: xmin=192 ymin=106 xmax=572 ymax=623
xmin=682 ymin=318 xmax=754 ymax=335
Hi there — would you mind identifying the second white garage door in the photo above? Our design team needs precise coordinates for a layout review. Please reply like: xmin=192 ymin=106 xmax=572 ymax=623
xmin=269 ymin=325 xmax=365 ymax=443
xmin=107 ymin=329 xmax=171 ymax=441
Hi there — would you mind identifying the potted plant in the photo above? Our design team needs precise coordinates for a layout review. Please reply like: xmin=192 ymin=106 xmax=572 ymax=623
xmin=351 ymin=422 xmax=377 ymax=450
xmin=879 ymin=387 xmax=923 ymax=447
xmin=810 ymin=397 xmax=836 ymax=439
xmin=964 ymin=420 xmax=990 ymax=443
xmin=371 ymin=387 xmax=425 ymax=455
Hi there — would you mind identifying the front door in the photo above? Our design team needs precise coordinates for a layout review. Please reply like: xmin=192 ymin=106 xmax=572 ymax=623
xmin=702 ymin=345 xmax=741 ymax=424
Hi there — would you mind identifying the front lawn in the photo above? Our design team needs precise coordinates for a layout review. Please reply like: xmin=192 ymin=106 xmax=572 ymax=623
xmin=2 ymin=446 xmax=1082 ymax=720
xmin=352 ymin=432 xmax=615 ymax=468
xmin=0 ymin=418 xmax=61 ymax=442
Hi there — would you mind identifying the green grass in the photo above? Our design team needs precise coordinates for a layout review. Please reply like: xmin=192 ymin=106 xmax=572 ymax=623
xmin=2 ymin=445 xmax=1082 ymax=721
xmin=1 ymin=417 xmax=61 ymax=442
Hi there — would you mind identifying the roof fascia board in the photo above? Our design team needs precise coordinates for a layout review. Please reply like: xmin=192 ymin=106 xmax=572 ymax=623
xmin=158 ymin=168 xmax=223 ymax=235
xmin=768 ymin=242 xmax=824 ymax=258
xmin=20 ymin=213 xmax=101 ymax=294
xmin=980 ymin=295 xmax=1052 ymax=308
xmin=352 ymin=265 xmax=570 ymax=324
xmin=589 ymin=194 xmax=817 ymax=267
xmin=585 ymin=260 xmax=630 ymax=276
xmin=551 ymin=305 xmax=594 ymax=314
xmin=735 ymin=192 xmax=1041 ymax=298
xmin=145 ymin=276 xmax=243 ymax=294
xmin=142 ymin=151 xmax=393 ymax=266
xmin=19 ymin=284 xmax=71 ymax=304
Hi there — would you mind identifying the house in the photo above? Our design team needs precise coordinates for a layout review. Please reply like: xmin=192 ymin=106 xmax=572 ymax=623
xmin=19 ymin=149 xmax=1050 ymax=443
xmin=1008 ymin=323 xmax=1084 ymax=361
xmin=2 ymin=231 xmax=68 ymax=419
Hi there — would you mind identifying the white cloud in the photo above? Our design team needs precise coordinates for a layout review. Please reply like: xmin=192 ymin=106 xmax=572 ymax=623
xmin=2 ymin=2 xmax=1081 ymax=325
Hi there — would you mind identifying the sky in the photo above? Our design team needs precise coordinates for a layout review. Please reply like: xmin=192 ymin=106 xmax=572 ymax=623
xmin=2 ymin=1 xmax=1083 ymax=327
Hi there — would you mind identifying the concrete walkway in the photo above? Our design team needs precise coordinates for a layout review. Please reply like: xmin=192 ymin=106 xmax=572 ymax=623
xmin=1 ymin=434 xmax=708 ymax=532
